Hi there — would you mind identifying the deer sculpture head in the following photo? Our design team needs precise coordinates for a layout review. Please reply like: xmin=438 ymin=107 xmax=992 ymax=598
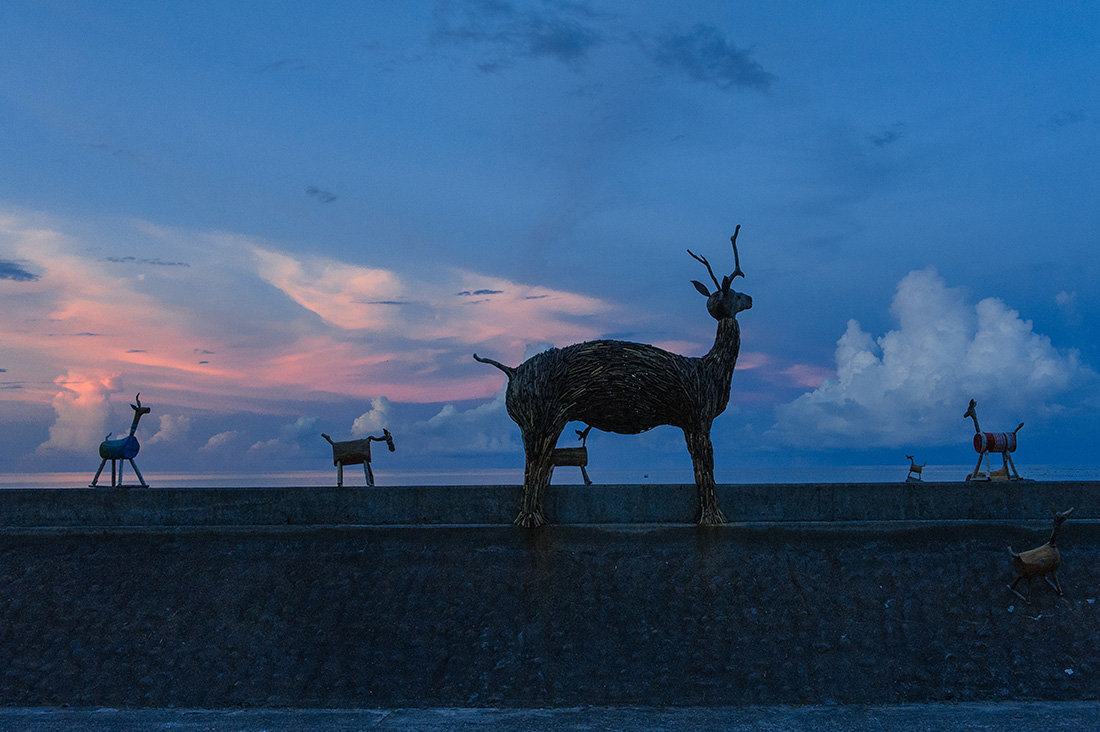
xmin=688 ymin=225 xmax=753 ymax=322
xmin=128 ymin=393 xmax=151 ymax=433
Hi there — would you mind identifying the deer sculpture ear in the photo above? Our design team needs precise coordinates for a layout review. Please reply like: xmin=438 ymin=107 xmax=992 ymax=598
xmin=721 ymin=274 xmax=731 ymax=292
xmin=691 ymin=280 xmax=711 ymax=297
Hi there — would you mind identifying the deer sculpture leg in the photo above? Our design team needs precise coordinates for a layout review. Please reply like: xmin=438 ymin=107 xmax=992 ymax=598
xmin=518 ymin=422 xmax=566 ymax=527
xmin=90 ymin=459 xmax=109 ymax=487
xmin=127 ymin=459 xmax=148 ymax=487
xmin=685 ymin=423 xmax=725 ymax=525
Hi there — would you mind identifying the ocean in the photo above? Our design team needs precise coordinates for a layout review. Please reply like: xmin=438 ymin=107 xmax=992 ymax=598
xmin=2 ymin=464 xmax=1098 ymax=488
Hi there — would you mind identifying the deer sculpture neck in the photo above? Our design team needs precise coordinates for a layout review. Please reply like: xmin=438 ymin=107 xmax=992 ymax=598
xmin=128 ymin=394 xmax=151 ymax=436
xmin=701 ymin=316 xmax=742 ymax=413
xmin=965 ymin=399 xmax=981 ymax=433
xmin=691 ymin=226 xmax=749 ymax=410
xmin=1049 ymin=509 xmax=1073 ymax=546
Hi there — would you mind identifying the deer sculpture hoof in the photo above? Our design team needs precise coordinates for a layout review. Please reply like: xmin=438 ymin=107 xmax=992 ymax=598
xmin=514 ymin=509 xmax=547 ymax=528
xmin=698 ymin=505 xmax=727 ymax=526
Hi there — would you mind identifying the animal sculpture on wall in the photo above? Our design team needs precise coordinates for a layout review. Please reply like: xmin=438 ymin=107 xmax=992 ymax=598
xmin=475 ymin=227 xmax=752 ymax=527
xmin=963 ymin=399 xmax=1024 ymax=481
xmin=1009 ymin=507 xmax=1074 ymax=604
xmin=322 ymin=429 xmax=395 ymax=487
xmin=905 ymin=455 xmax=925 ymax=482
xmin=90 ymin=393 xmax=151 ymax=488
xmin=549 ymin=425 xmax=594 ymax=486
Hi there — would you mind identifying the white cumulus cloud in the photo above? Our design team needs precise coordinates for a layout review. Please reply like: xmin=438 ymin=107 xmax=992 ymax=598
xmin=199 ymin=430 xmax=241 ymax=453
xmin=351 ymin=396 xmax=393 ymax=437
xmin=249 ymin=416 xmax=320 ymax=455
xmin=36 ymin=372 xmax=120 ymax=453
xmin=147 ymin=414 xmax=192 ymax=445
xmin=769 ymin=267 xmax=1093 ymax=448
xmin=413 ymin=388 xmax=520 ymax=455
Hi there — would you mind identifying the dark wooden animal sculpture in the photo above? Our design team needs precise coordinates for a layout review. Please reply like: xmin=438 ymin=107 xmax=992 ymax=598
xmin=549 ymin=425 xmax=593 ymax=486
xmin=964 ymin=398 xmax=1023 ymax=481
xmin=89 ymin=393 xmax=151 ymax=488
xmin=905 ymin=455 xmax=925 ymax=482
xmin=322 ymin=429 xmax=395 ymax=486
xmin=1009 ymin=507 xmax=1074 ymax=604
xmin=475 ymin=227 xmax=752 ymax=527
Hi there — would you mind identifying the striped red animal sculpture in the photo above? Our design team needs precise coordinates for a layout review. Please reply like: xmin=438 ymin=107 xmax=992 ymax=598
xmin=322 ymin=429 xmax=395 ymax=486
xmin=89 ymin=394 xmax=151 ymax=488
xmin=963 ymin=399 xmax=1023 ymax=481
xmin=549 ymin=425 xmax=594 ymax=486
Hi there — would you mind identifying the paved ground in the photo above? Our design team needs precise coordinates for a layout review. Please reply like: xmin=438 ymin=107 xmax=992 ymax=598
xmin=3 ymin=703 xmax=1099 ymax=731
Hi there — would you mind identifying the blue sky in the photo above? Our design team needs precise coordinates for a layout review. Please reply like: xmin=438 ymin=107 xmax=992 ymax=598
xmin=1 ymin=1 xmax=1098 ymax=482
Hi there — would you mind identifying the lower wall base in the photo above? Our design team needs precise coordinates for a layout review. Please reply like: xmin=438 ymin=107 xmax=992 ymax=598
xmin=2 ymin=523 xmax=1097 ymax=707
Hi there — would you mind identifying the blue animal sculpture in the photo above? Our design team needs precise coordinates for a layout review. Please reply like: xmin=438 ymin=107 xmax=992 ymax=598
xmin=90 ymin=393 xmax=151 ymax=487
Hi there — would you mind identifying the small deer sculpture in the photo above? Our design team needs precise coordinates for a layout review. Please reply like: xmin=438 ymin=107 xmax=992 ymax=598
xmin=89 ymin=393 xmax=151 ymax=488
xmin=963 ymin=399 xmax=1023 ymax=481
xmin=905 ymin=455 xmax=925 ymax=482
xmin=1009 ymin=507 xmax=1074 ymax=604
xmin=549 ymin=425 xmax=594 ymax=486
xmin=322 ymin=429 xmax=395 ymax=487
xmin=475 ymin=228 xmax=752 ymax=526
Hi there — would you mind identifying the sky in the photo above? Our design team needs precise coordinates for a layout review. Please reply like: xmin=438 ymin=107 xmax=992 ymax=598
xmin=1 ymin=1 xmax=1098 ymax=484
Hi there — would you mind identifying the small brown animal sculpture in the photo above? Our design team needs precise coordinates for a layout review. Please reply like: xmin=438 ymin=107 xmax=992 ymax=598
xmin=549 ymin=425 xmax=593 ymax=486
xmin=963 ymin=399 xmax=1024 ymax=481
xmin=1009 ymin=507 xmax=1074 ymax=604
xmin=475 ymin=228 xmax=751 ymax=527
xmin=322 ymin=429 xmax=395 ymax=487
xmin=90 ymin=393 xmax=151 ymax=488
xmin=905 ymin=455 xmax=925 ymax=482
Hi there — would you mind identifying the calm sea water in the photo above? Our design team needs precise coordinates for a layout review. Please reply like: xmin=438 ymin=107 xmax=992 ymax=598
xmin=2 ymin=465 xmax=1098 ymax=488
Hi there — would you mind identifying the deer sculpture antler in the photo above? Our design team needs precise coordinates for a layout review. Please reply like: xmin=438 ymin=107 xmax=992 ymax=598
xmin=688 ymin=225 xmax=744 ymax=296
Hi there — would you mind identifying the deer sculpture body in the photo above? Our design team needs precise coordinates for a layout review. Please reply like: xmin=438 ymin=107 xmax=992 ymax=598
xmin=90 ymin=393 xmax=151 ymax=488
xmin=964 ymin=398 xmax=1023 ymax=481
xmin=475 ymin=228 xmax=752 ymax=527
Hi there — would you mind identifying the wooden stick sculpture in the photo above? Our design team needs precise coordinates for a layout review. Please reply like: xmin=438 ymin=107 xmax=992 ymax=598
xmin=90 ymin=393 xmax=151 ymax=488
xmin=549 ymin=425 xmax=593 ymax=486
xmin=964 ymin=399 xmax=1024 ymax=481
xmin=475 ymin=228 xmax=752 ymax=526
xmin=322 ymin=429 xmax=395 ymax=487
xmin=1009 ymin=507 xmax=1074 ymax=604
xmin=905 ymin=455 xmax=925 ymax=482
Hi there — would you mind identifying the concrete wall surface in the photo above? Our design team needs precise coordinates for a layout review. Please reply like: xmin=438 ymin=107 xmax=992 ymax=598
xmin=2 ymin=521 xmax=1098 ymax=708
xmin=0 ymin=481 xmax=1094 ymax=526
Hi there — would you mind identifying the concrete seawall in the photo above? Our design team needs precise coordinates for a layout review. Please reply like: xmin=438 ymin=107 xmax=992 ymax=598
xmin=1 ymin=482 xmax=1097 ymax=708
xmin=0 ymin=481 xmax=1094 ymax=526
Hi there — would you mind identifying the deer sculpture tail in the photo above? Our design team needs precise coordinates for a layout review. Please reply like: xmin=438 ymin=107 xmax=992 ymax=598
xmin=473 ymin=353 xmax=517 ymax=378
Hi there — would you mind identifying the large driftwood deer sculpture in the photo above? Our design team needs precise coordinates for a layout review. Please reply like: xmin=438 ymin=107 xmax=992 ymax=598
xmin=475 ymin=227 xmax=752 ymax=527
xmin=90 ymin=393 xmax=151 ymax=488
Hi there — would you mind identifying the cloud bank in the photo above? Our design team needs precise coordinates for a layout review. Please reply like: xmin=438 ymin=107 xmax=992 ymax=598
xmin=770 ymin=268 xmax=1093 ymax=449
xmin=648 ymin=24 xmax=773 ymax=91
